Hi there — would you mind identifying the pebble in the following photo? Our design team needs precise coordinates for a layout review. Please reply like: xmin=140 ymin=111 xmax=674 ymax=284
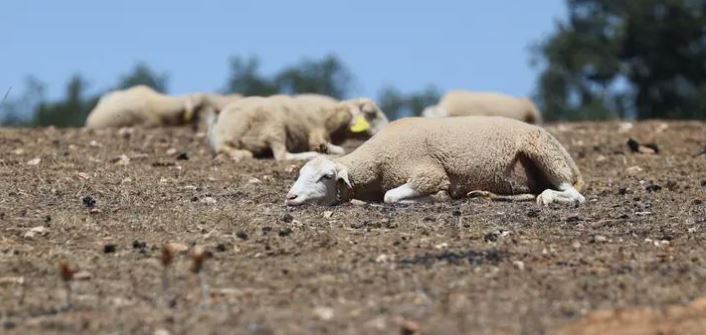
xmin=313 ymin=306 xmax=334 ymax=321
xmin=23 ymin=226 xmax=48 ymax=239
xmin=26 ymin=157 xmax=41 ymax=166
xmin=200 ymin=197 xmax=217 ymax=204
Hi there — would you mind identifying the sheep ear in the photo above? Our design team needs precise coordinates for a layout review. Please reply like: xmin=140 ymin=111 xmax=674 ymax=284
xmin=325 ymin=106 xmax=353 ymax=131
xmin=335 ymin=163 xmax=352 ymax=188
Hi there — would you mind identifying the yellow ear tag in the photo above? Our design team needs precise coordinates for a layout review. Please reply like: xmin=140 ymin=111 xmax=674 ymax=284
xmin=183 ymin=110 xmax=194 ymax=122
xmin=350 ymin=115 xmax=370 ymax=133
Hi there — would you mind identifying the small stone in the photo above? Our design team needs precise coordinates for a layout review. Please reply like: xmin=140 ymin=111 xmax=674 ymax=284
xmin=434 ymin=242 xmax=448 ymax=250
xmin=3 ymin=320 xmax=16 ymax=330
xmin=483 ymin=232 xmax=498 ymax=243
xmin=111 ymin=154 xmax=130 ymax=165
xmin=176 ymin=152 xmax=189 ymax=161
xmin=313 ymin=306 xmax=334 ymax=321
xmin=375 ymin=254 xmax=390 ymax=263
xmin=73 ymin=271 xmax=93 ymax=281
xmin=0 ymin=277 xmax=25 ymax=286
xmin=132 ymin=240 xmax=147 ymax=249
xmin=76 ymin=172 xmax=91 ymax=180
xmin=82 ymin=196 xmax=96 ymax=208
xmin=12 ymin=148 xmax=24 ymax=155
xmin=593 ymin=235 xmax=608 ymax=243
xmin=26 ymin=157 xmax=41 ymax=166
xmin=89 ymin=208 xmax=103 ymax=214
xmin=281 ymin=213 xmax=294 ymax=223
xmin=513 ymin=260 xmax=525 ymax=271
xmin=121 ymin=177 xmax=132 ymax=183
xmin=278 ymin=227 xmax=293 ymax=237
xmin=89 ymin=140 xmax=101 ymax=147
xmin=322 ymin=211 xmax=334 ymax=218
xmin=235 ymin=231 xmax=249 ymax=240
xmin=24 ymin=226 xmax=48 ymax=239
xmin=154 ymin=329 xmax=171 ymax=335
xmin=247 ymin=178 xmax=262 ymax=184
xmin=166 ymin=148 xmax=178 ymax=156
xmin=572 ymin=241 xmax=581 ymax=249
xmin=645 ymin=184 xmax=662 ymax=192
xmin=625 ymin=166 xmax=643 ymax=175
xmin=350 ymin=199 xmax=367 ymax=206
xmin=200 ymin=197 xmax=217 ymax=204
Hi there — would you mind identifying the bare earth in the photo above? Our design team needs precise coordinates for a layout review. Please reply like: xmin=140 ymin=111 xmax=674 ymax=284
xmin=1 ymin=121 xmax=705 ymax=335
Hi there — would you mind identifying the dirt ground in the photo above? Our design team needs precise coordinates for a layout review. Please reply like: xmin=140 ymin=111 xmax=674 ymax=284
xmin=1 ymin=120 xmax=705 ymax=335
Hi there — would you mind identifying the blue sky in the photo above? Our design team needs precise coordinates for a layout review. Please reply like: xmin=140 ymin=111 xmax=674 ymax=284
xmin=1 ymin=0 xmax=565 ymax=100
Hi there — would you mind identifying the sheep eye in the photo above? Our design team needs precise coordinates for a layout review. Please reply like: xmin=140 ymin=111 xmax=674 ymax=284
xmin=319 ymin=174 xmax=333 ymax=181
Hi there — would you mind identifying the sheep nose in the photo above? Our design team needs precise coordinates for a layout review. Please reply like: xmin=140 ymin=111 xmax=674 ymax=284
xmin=286 ymin=193 xmax=298 ymax=200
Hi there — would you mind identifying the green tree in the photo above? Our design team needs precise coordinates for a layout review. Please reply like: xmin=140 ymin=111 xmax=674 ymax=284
xmin=117 ymin=63 xmax=168 ymax=93
xmin=378 ymin=86 xmax=440 ymax=120
xmin=224 ymin=56 xmax=279 ymax=96
xmin=34 ymin=75 xmax=97 ymax=127
xmin=535 ymin=0 xmax=706 ymax=121
xmin=275 ymin=55 xmax=354 ymax=99
xmin=0 ymin=77 xmax=45 ymax=126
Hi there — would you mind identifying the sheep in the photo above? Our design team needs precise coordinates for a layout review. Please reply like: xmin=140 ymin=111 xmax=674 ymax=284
xmin=422 ymin=90 xmax=542 ymax=124
xmin=207 ymin=95 xmax=388 ymax=161
xmin=85 ymin=85 xmax=210 ymax=129
xmin=285 ymin=116 xmax=585 ymax=206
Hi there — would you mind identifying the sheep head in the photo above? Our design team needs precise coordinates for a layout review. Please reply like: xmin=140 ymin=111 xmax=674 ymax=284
xmin=286 ymin=156 xmax=351 ymax=206
xmin=343 ymin=99 xmax=389 ymax=136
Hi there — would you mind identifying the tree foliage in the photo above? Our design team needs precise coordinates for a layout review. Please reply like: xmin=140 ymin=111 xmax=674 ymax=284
xmin=536 ymin=0 xmax=706 ymax=120
xmin=117 ymin=63 xmax=168 ymax=93
xmin=378 ymin=86 xmax=440 ymax=120
xmin=4 ymin=56 xmax=438 ymax=127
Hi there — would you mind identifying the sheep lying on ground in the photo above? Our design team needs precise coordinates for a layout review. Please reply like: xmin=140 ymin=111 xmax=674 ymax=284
xmin=85 ymin=85 xmax=211 ymax=129
xmin=208 ymin=96 xmax=388 ymax=161
xmin=286 ymin=116 xmax=584 ymax=206
xmin=422 ymin=90 xmax=542 ymax=124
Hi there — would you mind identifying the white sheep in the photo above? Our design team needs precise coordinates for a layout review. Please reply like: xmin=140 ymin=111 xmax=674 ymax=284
xmin=207 ymin=95 xmax=388 ymax=161
xmin=286 ymin=116 xmax=585 ymax=206
xmin=85 ymin=85 xmax=209 ymax=129
xmin=422 ymin=90 xmax=542 ymax=124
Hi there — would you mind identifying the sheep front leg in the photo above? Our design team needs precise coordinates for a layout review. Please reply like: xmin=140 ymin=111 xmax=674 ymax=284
xmin=384 ymin=167 xmax=451 ymax=204
xmin=384 ymin=184 xmax=449 ymax=204
xmin=269 ymin=140 xmax=321 ymax=161
xmin=325 ymin=143 xmax=345 ymax=155
xmin=218 ymin=145 xmax=254 ymax=162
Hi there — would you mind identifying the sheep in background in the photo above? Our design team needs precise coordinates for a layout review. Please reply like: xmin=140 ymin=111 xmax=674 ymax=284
xmin=286 ymin=116 xmax=584 ymax=206
xmin=422 ymin=90 xmax=542 ymax=124
xmin=207 ymin=96 xmax=387 ymax=161
xmin=85 ymin=85 xmax=209 ymax=129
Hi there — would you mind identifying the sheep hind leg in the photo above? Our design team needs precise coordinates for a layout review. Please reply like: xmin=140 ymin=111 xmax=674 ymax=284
xmin=269 ymin=139 xmax=320 ymax=161
xmin=522 ymin=131 xmax=585 ymax=206
xmin=536 ymin=183 xmax=585 ymax=206
xmin=467 ymin=191 xmax=536 ymax=202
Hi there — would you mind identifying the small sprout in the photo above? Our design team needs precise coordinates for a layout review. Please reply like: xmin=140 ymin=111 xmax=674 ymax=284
xmin=190 ymin=246 xmax=212 ymax=307
xmin=58 ymin=261 xmax=77 ymax=310
xmin=160 ymin=244 xmax=177 ymax=308
xmin=161 ymin=244 xmax=176 ymax=268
